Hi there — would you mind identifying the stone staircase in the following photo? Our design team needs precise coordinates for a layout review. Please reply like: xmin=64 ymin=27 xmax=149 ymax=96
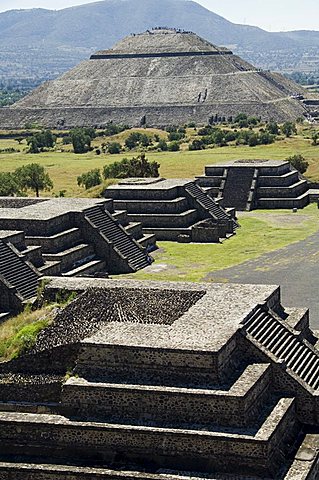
xmin=84 ymin=205 xmax=151 ymax=272
xmin=221 ymin=167 xmax=256 ymax=211
xmin=0 ymin=239 xmax=40 ymax=301
xmin=184 ymin=182 xmax=238 ymax=230
xmin=242 ymin=306 xmax=319 ymax=390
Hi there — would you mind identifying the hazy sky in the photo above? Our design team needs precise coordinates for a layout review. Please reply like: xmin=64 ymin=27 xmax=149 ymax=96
xmin=0 ymin=0 xmax=318 ymax=32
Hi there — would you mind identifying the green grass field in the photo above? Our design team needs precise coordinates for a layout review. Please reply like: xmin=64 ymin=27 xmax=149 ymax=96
xmin=0 ymin=128 xmax=318 ymax=196
xmin=118 ymin=204 xmax=319 ymax=282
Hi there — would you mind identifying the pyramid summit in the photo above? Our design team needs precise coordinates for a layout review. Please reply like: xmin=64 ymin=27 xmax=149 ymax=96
xmin=0 ymin=28 xmax=310 ymax=129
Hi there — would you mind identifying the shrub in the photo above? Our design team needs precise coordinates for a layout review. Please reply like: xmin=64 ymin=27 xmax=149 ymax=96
xmin=26 ymin=129 xmax=56 ymax=153
xmin=281 ymin=122 xmax=297 ymax=137
xmin=167 ymin=141 xmax=180 ymax=151
xmin=189 ymin=139 xmax=205 ymax=150
xmin=158 ymin=139 xmax=168 ymax=151
xmin=286 ymin=154 xmax=309 ymax=174
xmin=77 ymin=168 xmax=102 ymax=189
xmin=107 ymin=142 xmax=121 ymax=154
xmin=103 ymin=153 xmax=160 ymax=179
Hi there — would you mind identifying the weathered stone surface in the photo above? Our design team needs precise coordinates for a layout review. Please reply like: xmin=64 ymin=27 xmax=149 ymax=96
xmin=0 ymin=29 xmax=310 ymax=129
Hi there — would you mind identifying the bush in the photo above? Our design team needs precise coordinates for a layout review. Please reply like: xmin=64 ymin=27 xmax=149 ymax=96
xmin=286 ymin=154 xmax=309 ymax=174
xmin=77 ymin=169 xmax=102 ymax=189
xmin=168 ymin=131 xmax=184 ymax=141
xmin=103 ymin=153 xmax=160 ymax=179
xmin=167 ymin=141 xmax=180 ymax=151
xmin=107 ymin=142 xmax=121 ymax=154
xmin=125 ymin=132 xmax=142 ymax=149
xmin=281 ymin=122 xmax=297 ymax=137
xmin=158 ymin=139 xmax=168 ymax=151
xmin=189 ymin=139 xmax=205 ymax=150
xmin=266 ymin=121 xmax=279 ymax=135
xmin=62 ymin=136 xmax=72 ymax=145
xmin=103 ymin=123 xmax=128 ymax=136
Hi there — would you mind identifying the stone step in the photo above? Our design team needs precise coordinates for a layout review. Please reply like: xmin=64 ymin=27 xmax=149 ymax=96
xmin=257 ymin=191 xmax=309 ymax=209
xmin=43 ymin=243 xmax=95 ymax=271
xmin=185 ymin=182 xmax=230 ymax=222
xmin=114 ymin=197 xmax=190 ymax=215
xmin=0 ymin=461 xmax=271 ymax=480
xmin=74 ymin=343 xmax=222 ymax=386
xmin=142 ymin=227 xmax=192 ymax=242
xmin=0 ymin=398 xmax=296 ymax=477
xmin=258 ymin=180 xmax=308 ymax=198
xmin=62 ymin=259 xmax=106 ymax=277
xmin=138 ymin=233 xmax=157 ymax=251
xmin=38 ymin=260 xmax=62 ymax=276
xmin=20 ymin=244 xmax=43 ymax=267
xmin=112 ymin=210 xmax=128 ymax=225
xmin=243 ymin=307 xmax=319 ymax=390
xmin=26 ymin=228 xmax=82 ymax=254
xmin=124 ymin=222 xmax=144 ymax=239
xmin=1 ymin=431 xmax=317 ymax=480
xmin=0 ymin=373 xmax=63 ymax=404
xmin=61 ymin=364 xmax=271 ymax=428
xmin=127 ymin=209 xmax=198 ymax=228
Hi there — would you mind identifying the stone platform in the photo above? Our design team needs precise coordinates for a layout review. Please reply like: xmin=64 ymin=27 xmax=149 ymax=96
xmin=197 ymin=159 xmax=310 ymax=211
xmin=0 ymin=277 xmax=319 ymax=478
xmin=0 ymin=198 xmax=156 ymax=316
xmin=105 ymin=178 xmax=238 ymax=242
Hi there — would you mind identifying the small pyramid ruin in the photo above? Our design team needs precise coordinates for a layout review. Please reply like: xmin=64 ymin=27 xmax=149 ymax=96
xmin=1 ymin=277 xmax=319 ymax=478
xmin=0 ymin=28 xmax=312 ymax=129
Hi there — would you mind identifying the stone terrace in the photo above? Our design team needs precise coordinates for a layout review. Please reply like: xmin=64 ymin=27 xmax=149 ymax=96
xmin=0 ymin=198 xmax=155 ymax=317
xmin=197 ymin=159 xmax=310 ymax=210
xmin=0 ymin=277 xmax=318 ymax=478
xmin=105 ymin=178 xmax=238 ymax=242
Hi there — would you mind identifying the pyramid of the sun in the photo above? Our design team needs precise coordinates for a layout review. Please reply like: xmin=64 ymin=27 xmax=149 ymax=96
xmin=0 ymin=28 xmax=309 ymax=129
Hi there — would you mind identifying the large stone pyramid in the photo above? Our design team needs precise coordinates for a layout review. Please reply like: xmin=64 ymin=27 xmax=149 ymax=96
xmin=0 ymin=28 xmax=310 ymax=128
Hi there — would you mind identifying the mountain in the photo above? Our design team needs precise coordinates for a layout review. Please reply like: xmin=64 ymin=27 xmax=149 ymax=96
xmin=0 ymin=0 xmax=318 ymax=83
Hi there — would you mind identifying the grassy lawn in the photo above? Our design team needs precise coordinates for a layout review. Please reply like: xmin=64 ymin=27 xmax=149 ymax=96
xmin=0 ymin=130 xmax=318 ymax=196
xmin=0 ymin=305 xmax=55 ymax=362
xmin=118 ymin=204 xmax=319 ymax=283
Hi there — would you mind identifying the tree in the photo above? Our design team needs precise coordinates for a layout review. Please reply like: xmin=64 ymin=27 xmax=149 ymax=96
xmin=77 ymin=169 xmax=102 ymax=189
xmin=26 ymin=129 xmax=56 ymax=153
xmin=189 ymin=139 xmax=205 ymax=151
xmin=281 ymin=122 xmax=297 ymax=137
xmin=0 ymin=172 xmax=22 ymax=196
xmin=286 ymin=154 xmax=309 ymax=174
xmin=103 ymin=153 xmax=160 ymax=179
xmin=14 ymin=163 xmax=53 ymax=197
xmin=266 ymin=121 xmax=279 ymax=135
xmin=70 ymin=128 xmax=92 ymax=154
